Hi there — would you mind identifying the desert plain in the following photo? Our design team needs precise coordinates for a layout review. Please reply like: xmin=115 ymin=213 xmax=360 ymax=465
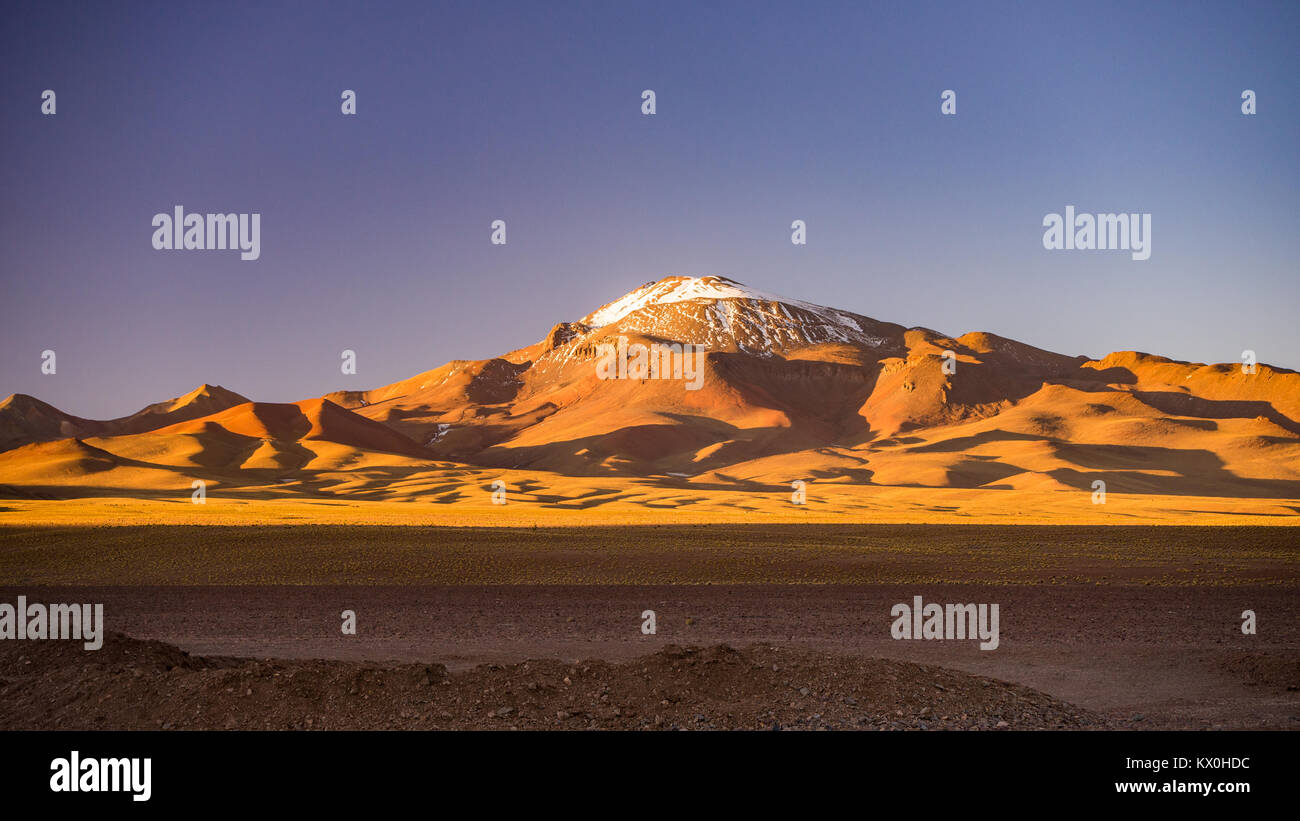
xmin=0 ymin=511 xmax=1294 ymax=731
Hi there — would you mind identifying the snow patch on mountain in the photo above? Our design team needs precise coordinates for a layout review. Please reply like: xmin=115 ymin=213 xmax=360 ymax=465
xmin=583 ymin=275 xmax=857 ymax=329
xmin=574 ymin=276 xmax=891 ymax=356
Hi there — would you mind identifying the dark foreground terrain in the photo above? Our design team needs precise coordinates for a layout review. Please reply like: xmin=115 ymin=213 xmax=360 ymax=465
xmin=0 ymin=584 xmax=1295 ymax=730
xmin=0 ymin=632 xmax=1116 ymax=730
xmin=0 ymin=524 xmax=1294 ymax=730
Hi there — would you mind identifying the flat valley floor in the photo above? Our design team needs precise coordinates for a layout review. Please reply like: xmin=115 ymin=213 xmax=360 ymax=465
xmin=0 ymin=524 xmax=1295 ymax=730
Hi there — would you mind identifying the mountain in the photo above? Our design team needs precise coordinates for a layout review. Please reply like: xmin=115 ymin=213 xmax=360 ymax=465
xmin=0 ymin=393 xmax=97 ymax=453
xmin=0 ymin=384 xmax=250 ymax=452
xmin=1 ymin=276 xmax=1298 ymax=509
xmin=327 ymin=276 xmax=1298 ymax=489
xmin=114 ymin=384 xmax=252 ymax=435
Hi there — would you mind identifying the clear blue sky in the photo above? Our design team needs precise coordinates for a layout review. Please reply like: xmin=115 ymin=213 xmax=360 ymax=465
xmin=2 ymin=0 xmax=1296 ymax=418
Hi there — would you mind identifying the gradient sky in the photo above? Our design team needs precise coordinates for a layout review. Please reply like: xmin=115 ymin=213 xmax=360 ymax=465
xmin=2 ymin=0 xmax=1296 ymax=419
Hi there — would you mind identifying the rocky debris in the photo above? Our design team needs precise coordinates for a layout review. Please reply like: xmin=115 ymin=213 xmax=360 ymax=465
xmin=0 ymin=633 xmax=1116 ymax=731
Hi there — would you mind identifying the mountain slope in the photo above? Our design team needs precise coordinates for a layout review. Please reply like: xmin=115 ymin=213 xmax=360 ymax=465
xmin=0 ymin=394 xmax=98 ymax=452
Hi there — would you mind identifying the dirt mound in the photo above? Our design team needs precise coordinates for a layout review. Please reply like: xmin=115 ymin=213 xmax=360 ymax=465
xmin=0 ymin=633 xmax=1111 ymax=730
xmin=0 ymin=631 xmax=217 ymax=677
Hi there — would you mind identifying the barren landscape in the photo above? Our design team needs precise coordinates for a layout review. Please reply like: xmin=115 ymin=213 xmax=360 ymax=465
xmin=0 ymin=523 xmax=1294 ymax=731
xmin=1 ymin=277 xmax=1296 ymax=731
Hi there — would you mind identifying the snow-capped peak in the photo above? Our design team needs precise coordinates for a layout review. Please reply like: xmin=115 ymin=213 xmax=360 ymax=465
xmin=570 ymin=275 xmax=892 ymax=357
xmin=583 ymin=275 xmax=836 ymax=328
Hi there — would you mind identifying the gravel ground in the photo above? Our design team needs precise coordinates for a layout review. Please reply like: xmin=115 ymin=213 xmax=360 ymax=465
xmin=0 ymin=633 xmax=1117 ymax=731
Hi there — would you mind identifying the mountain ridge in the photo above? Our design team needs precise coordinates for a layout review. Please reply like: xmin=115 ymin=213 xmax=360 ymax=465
xmin=1 ymin=276 xmax=1297 ymax=508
